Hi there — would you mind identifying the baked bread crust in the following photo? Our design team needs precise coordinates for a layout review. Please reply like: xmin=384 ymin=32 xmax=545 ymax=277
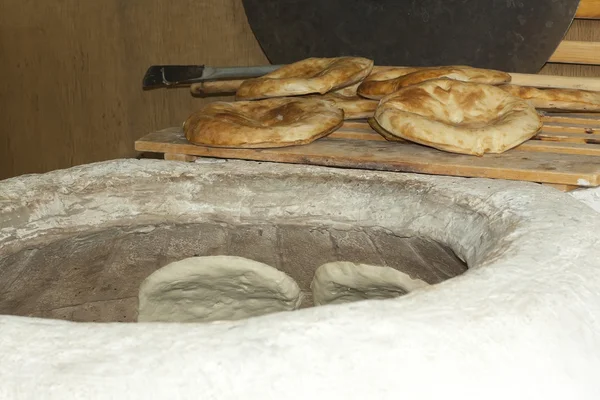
xmin=184 ymin=97 xmax=344 ymax=148
xmin=374 ymin=79 xmax=542 ymax=156
xmin=367 ymin=117 xmax=405 ymax=142
xmin=500 ymin=84 xmax=600 ymax=111
xmin=236 ymin=57 xmax=374 ymax=100
xmin=357 ymin=67 xmax=420 ymax=99
xmin=331 ymin=81 xmax=362 ymax=97
xmin=358 ymin=65 xmax=511 ymax=100
xmin=310 ymin=92 xmax=378 ymax=120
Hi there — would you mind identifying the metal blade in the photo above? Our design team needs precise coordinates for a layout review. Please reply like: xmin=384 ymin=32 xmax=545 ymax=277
xmin=142 ymin=65 xmax=205 ymax=89
xmin=142 ymin=65 xmax=282 ymax=89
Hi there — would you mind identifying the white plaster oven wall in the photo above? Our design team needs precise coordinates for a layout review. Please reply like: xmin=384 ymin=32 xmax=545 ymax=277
xmin=0 ymin=159 xmax=599 ymax=400
xmin=571 ymin=186 xmax=600 ymax=213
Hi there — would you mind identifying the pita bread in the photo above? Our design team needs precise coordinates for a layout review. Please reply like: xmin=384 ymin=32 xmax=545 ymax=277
xmin=184 ymin=97 xmax=344 ymax=148
xmin=357 ymin=67 xmax=420 ymax=99
xmin=138 ymin=256 xmax=302 ymax=323
xmin=311 ymin=92 xmax=379 ymax=119
xmin=500 ymin=84 xmax=600 ymax=112
xmin=367 ymin=117 xmax=405 ymax=142
xmin=358 ymin=65 xmax=511 ymax=100
xmin=375 ymin=79 xmax=542 ymax=156
xmin=311 ymin=261 xmax=429 ymax=306
xmin=332 ymin=81 xmax=362 ymax=97
xmin=236 ymin=57 xmax=374 ymax=100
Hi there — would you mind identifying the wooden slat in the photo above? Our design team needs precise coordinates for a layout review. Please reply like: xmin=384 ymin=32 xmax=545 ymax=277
xmin=164 ymin=153 xmax=197 ymax=162
xmin=542 ymin=114 xmax=600 ymax=126
xmin=549 ymin=40 xmax=600 ymax=65
xmin=541 ymin=183 xmax=580 ymax=192
xmin=509 ymin=72 xmax=600 ymax=90
xmin=536 ymin=131 xmax=600 ymax=144
xmin=517 ymin=140 xmax=600 ymax=156
xmin=543 ymin=112 xmax=600 ymax=118
xmin=542 ymin=124 xmax=599 ymax=135
xmin=135 ymin=128 xmax=600 ymax=187
xmin=576 ymin=0 xmax=600 ymax=19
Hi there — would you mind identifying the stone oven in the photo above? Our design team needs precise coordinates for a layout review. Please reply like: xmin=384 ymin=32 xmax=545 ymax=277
xmin=1 ymin=159 xmax=600 ymax=399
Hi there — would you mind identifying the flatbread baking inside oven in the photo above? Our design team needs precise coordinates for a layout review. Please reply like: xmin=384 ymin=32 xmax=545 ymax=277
xmin=311 ymin=261 xmax=429 ymax=306
xmin=375 ymin=79 xmax=542 ymax=156
xmin=184 ymin=97 xmax=344 ymax=148
xmin=358 ymin=65 xmax=511 ymax=100
xmin=236 ymin=57 xmax=374 ymax=100
xmin=499 ymin=84 xmax=600 ymax=112
xmin=138 ymin=256 xmax=302 ymax=323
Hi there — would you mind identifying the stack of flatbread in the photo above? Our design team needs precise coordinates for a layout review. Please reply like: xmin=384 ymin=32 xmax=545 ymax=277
xmin=183 ymin=57 xmax=600 ymax=156
xmin=185 ymin=57 xmax=374 ymax=149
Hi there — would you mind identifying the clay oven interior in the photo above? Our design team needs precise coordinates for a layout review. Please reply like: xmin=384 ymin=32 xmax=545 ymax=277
xmin=0 ymin=222 xmax=467 ymax=322
xmin=0 ymin=160 xmax=508 ymax=324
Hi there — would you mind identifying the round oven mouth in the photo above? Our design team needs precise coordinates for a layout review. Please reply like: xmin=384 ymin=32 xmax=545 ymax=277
xmin=1 ymin=159 xmax=600 ymax=397
xmin=0 ymin=159 xmax=501 ymax=323
xmin=1 ymin=219 xmax=468 ymax=323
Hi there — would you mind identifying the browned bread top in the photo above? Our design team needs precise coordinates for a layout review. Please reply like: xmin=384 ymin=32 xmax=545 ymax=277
xmin=236 ymin=57 xmax=374 ymax=100
xmin=374 ymin=79 xmax=541 ymax=156
xmin=184 ymin=97 xmax=344 ymax=148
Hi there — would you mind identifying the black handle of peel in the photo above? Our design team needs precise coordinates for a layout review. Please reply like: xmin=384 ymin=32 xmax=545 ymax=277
xmin=142 ymin=65 xmax=206 ymax=89
xmin=142 ymin=65 xmax=282 ymax=90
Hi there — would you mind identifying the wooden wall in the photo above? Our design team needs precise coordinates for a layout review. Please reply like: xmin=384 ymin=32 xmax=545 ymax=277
xmin=541 ymin=19 xmax=600 ymax=76
xmin=0 ymin=0 xmax=267 ymax=179
xmin=0 ymin=2 xmax=598 ymax=179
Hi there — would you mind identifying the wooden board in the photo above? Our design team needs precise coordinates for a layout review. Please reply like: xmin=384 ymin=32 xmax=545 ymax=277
xmin=549 ymin=40 xmax=600 ymax=65
xmin=135 ymin=114 xmax=600 ymax=188
xmin=0 ymin=0 xmax=267 ymax=180
xmin=576 ymin=0 xmax=600 ymax=19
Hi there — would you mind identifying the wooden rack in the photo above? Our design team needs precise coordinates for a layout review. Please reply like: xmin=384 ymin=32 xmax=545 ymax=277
xmin=136 ymin=113 xmax=600 ymax=192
